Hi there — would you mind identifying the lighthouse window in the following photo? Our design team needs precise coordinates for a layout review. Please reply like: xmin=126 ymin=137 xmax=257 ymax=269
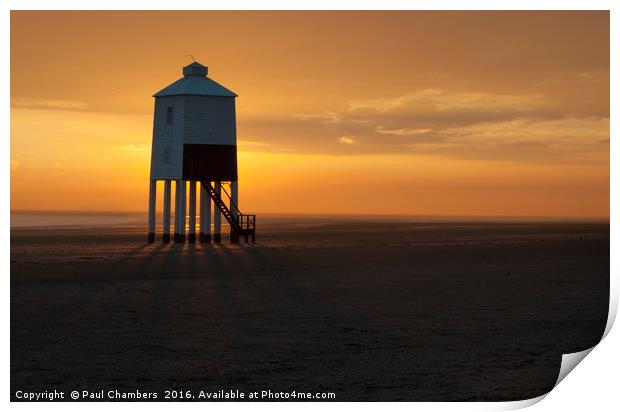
xmin=166 ymin=107 xmax=174 ymax=125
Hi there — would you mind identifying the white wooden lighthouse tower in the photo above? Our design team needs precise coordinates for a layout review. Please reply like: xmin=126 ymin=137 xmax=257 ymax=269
xmin=147 ymin=61 xmax=255 ymax=244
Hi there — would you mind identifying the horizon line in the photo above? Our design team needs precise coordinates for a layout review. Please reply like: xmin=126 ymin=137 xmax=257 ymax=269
xmin=9 ymin=209 xmax=610 ymax=223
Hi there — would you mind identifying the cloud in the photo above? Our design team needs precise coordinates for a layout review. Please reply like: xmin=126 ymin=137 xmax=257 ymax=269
xmin=11 ymin=98 xmax=88 ymax=111
xmin=237 ymin=88 xmax=608 ymax=163
xmin=348 ymin=89 xmax=545 ymax=113
xmin=341 ymin=89 xmax=561 ymax=133
xmin=294 ymin=113 xmax=339 ymax=123
xmin=376 ymin=126 xmax=434 ymax=136
xmin=338 ymin=136 xmax=355 ymax=145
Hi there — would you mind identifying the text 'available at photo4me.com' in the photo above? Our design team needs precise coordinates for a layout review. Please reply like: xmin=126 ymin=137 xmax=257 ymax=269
xmin=14 ymin=388 xmax=338 ymax=401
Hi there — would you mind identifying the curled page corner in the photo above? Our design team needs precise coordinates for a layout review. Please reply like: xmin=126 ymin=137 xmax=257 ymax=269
xmin=554 ymin=347 xmax=595 ymax=387
xmin=493 ymin=393 xmax=547 ymax=411
xmin=492 ymin=346 xmax=597 ymax=411
xmin=499 ymin=287 xmax=616 ymax=410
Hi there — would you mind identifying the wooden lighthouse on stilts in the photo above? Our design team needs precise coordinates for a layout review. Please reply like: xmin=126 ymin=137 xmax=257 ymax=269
xmin=146 ymin=61 xmax=255 ymax=244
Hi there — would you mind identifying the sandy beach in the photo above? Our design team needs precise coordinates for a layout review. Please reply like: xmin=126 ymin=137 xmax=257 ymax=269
xmin=10 ymin=217 xmax=609 ymax=401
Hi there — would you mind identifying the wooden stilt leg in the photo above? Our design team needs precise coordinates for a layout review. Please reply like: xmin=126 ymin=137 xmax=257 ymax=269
xmin=163 ymin=180 xmax=171 ymax=243
xmin=147 ymin=179 xmax=156 ymax=243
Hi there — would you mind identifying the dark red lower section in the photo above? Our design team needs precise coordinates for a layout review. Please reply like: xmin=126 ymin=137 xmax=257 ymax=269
xmin=183 ymin=144 xmax=238 ymax=181
xmin=147 ymin=233 xmax=155 ymax=244
xmin=199 ymin=233 xmax=211 ymax=243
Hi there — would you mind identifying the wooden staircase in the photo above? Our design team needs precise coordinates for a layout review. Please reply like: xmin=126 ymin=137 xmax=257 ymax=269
xmin=203 ymin=182 xmax=255 ymax=243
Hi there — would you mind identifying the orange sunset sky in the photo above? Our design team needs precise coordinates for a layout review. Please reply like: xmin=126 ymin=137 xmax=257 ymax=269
xmin=10 ymin=11 xmax=609 ymax=218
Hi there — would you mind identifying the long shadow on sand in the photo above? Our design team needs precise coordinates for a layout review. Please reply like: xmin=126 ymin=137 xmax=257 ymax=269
xmin=10 ymin=224 xmax=610 ymax=401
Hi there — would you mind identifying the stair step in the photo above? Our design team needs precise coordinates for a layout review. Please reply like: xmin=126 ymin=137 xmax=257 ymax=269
xmin=203 ymin=183 xmax=254 ymax=233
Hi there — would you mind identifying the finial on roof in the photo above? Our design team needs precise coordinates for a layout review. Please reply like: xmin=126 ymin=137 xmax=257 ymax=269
xmin=183 ymin=61 xmax=208 ymax=77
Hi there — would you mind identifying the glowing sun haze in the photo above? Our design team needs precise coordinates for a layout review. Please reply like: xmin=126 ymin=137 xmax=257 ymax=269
xmin=10 ymin=11 xmax=609 ymax=218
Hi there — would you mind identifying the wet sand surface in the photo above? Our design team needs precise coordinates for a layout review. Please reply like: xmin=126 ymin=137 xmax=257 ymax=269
xmin=11 ymin=220 xmax=609 ymax=401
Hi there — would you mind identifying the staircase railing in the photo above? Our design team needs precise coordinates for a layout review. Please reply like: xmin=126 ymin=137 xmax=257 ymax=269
xmin=219 ymin=183 xmax=241 ymax=220
xmin=202 ymin=182 xmax=255 ymax=243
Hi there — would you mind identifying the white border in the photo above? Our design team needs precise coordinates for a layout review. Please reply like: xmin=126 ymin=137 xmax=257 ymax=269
xmin=3 ymin=2 xmax=617 ymax=411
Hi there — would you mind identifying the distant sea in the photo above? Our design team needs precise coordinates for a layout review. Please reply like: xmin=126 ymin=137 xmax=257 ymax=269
xmin=10 ymin=210 xmax=607 ymax=230
xmin=11 ymin=211 xmax=147 ymax=229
